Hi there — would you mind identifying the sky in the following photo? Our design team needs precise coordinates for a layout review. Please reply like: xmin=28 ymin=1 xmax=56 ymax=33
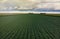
xmin=0 ymin=0 xmax=39 ymax=10
xmin=0 ymin=0 xmax=60 ymax=11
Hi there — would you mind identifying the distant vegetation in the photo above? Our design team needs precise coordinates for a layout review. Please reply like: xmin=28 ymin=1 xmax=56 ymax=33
xmin=0 ymin=13 xmax=60 ymax=17
xmin=45 ymin=14 xmax=60 ymax=17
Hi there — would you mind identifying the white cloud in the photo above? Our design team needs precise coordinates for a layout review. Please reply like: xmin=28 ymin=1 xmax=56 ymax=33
xmin=0 ymin=0 xmax=39 ymax=10
xmin=0 ymin=0 xmax=7 ymax=3
xmin=0 ymin=0 xmax=60 ymax=10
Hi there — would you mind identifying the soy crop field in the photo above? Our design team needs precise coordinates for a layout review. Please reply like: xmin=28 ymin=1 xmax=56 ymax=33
xmin=0 ymin=14 xmax=60 ymax=39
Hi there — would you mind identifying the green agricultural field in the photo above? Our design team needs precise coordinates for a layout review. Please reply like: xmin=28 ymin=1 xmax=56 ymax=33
xmin=0 ymin=14 xmax=60 ymax=39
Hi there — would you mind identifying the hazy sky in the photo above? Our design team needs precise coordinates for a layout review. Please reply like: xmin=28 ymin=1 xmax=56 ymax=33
xmin=0 ymin=0 xmax=40 ymax=10
xmin=0 ymin=0 xmax=60 ymax=10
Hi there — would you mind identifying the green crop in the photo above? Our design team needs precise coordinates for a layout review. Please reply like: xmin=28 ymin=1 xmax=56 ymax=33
xmin=0 ymin=14 xmax=60 ymax=39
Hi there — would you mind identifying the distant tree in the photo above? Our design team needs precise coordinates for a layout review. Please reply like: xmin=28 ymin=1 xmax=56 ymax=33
xmin=40 ymin=13 xmax=46 ymax=15
xmin=29 ymin=13 xmax=33 ymax=14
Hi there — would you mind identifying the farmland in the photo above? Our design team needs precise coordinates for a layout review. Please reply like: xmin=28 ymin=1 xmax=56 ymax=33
xmin=0 ymin=14 xmax=60 ymax=39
